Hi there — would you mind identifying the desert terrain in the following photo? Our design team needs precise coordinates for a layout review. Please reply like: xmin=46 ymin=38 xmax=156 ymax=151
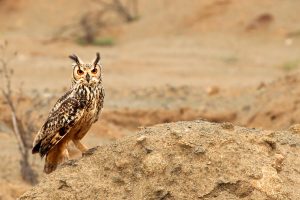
xmin=0 ymin=0 xmax=300 ymax=199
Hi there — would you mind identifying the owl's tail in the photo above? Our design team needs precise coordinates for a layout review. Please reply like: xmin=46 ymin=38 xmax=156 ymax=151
xmin=44 ymin=147 xmax=69 ymax=174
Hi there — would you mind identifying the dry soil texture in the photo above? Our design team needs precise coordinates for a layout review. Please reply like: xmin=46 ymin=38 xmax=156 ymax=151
xmin=20 ymin=121 xmax=300 ymax=200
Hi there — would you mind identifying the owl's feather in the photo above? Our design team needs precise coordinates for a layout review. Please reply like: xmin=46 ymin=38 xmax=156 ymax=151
xmin=91 ymin=87 xmax=105 ymax=123
xmin=32 ymin=92 xmax=85 ymax=158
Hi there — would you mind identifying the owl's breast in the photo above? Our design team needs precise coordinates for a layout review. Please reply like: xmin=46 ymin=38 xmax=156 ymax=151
xmin=83 ymin=102 xmax=97 ymax=123
xmin=76 ymin=85 xmax=104 ymax=124
xmin=74 ymin=107 xmax=95 ymax=131
xmin=88 ymin=88 xmax=103 ymax=120
xmin=68 ymin=86 xmax=104 ymax=140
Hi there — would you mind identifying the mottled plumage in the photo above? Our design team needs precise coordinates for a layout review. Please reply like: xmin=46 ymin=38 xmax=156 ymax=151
xmin=32 ymin=53 xmax=104 ymax=173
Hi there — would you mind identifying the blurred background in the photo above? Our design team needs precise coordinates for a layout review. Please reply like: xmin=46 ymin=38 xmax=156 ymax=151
xmin=0 ymin=0 xmax=300 ymax=198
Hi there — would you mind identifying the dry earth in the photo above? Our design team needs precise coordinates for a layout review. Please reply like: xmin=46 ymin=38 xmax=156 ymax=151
xmin=243 ymin=72 xmax=300 ymax=130
xmin=20 ymin=120 xmax=300 ymax=200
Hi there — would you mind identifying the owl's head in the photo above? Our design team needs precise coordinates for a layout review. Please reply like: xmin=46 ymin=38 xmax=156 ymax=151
xmin=69 ymin=53 xmax=102 ymax=86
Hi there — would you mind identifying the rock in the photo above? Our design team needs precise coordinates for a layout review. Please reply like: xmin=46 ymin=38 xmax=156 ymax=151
xmin=251 ymin=166 xmax=283 ymax=199
xmin=246 ymin=13 xmax=274 ymax=31
xmin=272 ymin=153 xmax=285 ymax=172
xmin=142 ymin=153 xmax=167 ymax=175
xmin=193 ymin=145 xmax=206 ymax=155
xmin=206 ymin=86 xmax=220 ymax=96
xmin=288 ymin=124 xmax=300 ymax=134
xmin=221 ymin=122 xmax=234 ymax=130
xmin=136 ymin=135 xmax=147 ymax=143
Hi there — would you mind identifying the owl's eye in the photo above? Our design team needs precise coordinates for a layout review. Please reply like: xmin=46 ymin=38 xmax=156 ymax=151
xmin=77 ymin=69 xmax=84 ymax=75
xmin=91 ymin=68 xmax=97 ymax=74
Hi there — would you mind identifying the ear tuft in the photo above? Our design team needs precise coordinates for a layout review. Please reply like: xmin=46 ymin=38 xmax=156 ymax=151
xmin=94 ymin=52 xmax=100 ymax=66
xmin=69 ymin=54 xmax=80 ymax=65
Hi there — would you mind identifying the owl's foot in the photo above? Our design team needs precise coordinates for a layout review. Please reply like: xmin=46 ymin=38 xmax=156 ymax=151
xmin=44 ymin=147 xmax=69 ymax=174
xmin=72 ymin=139 xmax=88 ymax=155
xmin=44 ymin=163 xmax=57 ymax=174
xmin=82 ymin=147 xmax=98 ymax=157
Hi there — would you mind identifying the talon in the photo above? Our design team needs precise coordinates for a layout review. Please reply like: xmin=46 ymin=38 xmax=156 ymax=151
xmin=44 ymin=163 xmax=57 ymax=174
xmin=83 ymin=147 xmax=98 ymax=157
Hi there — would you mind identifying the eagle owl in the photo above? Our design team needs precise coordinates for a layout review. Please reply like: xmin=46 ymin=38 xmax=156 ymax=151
xmin=32 ymin=53 xmax=105 ymax=174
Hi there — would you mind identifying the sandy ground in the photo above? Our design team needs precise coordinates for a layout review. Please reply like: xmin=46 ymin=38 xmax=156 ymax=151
xmin=20 ymin=121 xmax=300 ymax=200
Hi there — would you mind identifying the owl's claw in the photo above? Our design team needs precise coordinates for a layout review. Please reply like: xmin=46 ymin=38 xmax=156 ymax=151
xmin=83 ymin=147 xmax=98 ymax=157
xmin=44 ymin=163 xmax=57 ymax=174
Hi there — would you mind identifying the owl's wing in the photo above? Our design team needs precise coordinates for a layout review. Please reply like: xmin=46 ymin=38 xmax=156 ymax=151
xmin=32 ymin=96 xmax=85 ymax=158
xmin=93 ymin=87 xmax=105 ymax=123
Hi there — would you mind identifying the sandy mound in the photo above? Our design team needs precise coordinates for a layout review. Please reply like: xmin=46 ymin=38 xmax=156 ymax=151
xmin=245 ymin=73 xmax=300 ymax=130
xmin=20 ymin=120 xmax=300 ymax=200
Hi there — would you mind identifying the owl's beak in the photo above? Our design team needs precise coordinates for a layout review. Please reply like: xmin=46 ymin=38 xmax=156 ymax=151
xmin=86 ymin=73 xmax=90 ymax=83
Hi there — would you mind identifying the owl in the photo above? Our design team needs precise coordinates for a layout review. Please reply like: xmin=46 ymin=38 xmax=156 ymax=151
xmin=32 ymin=53 xmax=105 ymax=174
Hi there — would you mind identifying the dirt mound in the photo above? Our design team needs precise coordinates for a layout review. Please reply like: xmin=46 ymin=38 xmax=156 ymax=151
xmin=20 ymin=120 xmax=300 ymax=200
xmin=245 ymin=73 xmax=300 ymax=130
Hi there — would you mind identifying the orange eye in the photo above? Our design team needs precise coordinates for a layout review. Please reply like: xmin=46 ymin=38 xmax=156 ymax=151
xmin=77 ymin=69 xmax=84 ymax=75
xmin=91 ymin=68 xmax=97 ymax=74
